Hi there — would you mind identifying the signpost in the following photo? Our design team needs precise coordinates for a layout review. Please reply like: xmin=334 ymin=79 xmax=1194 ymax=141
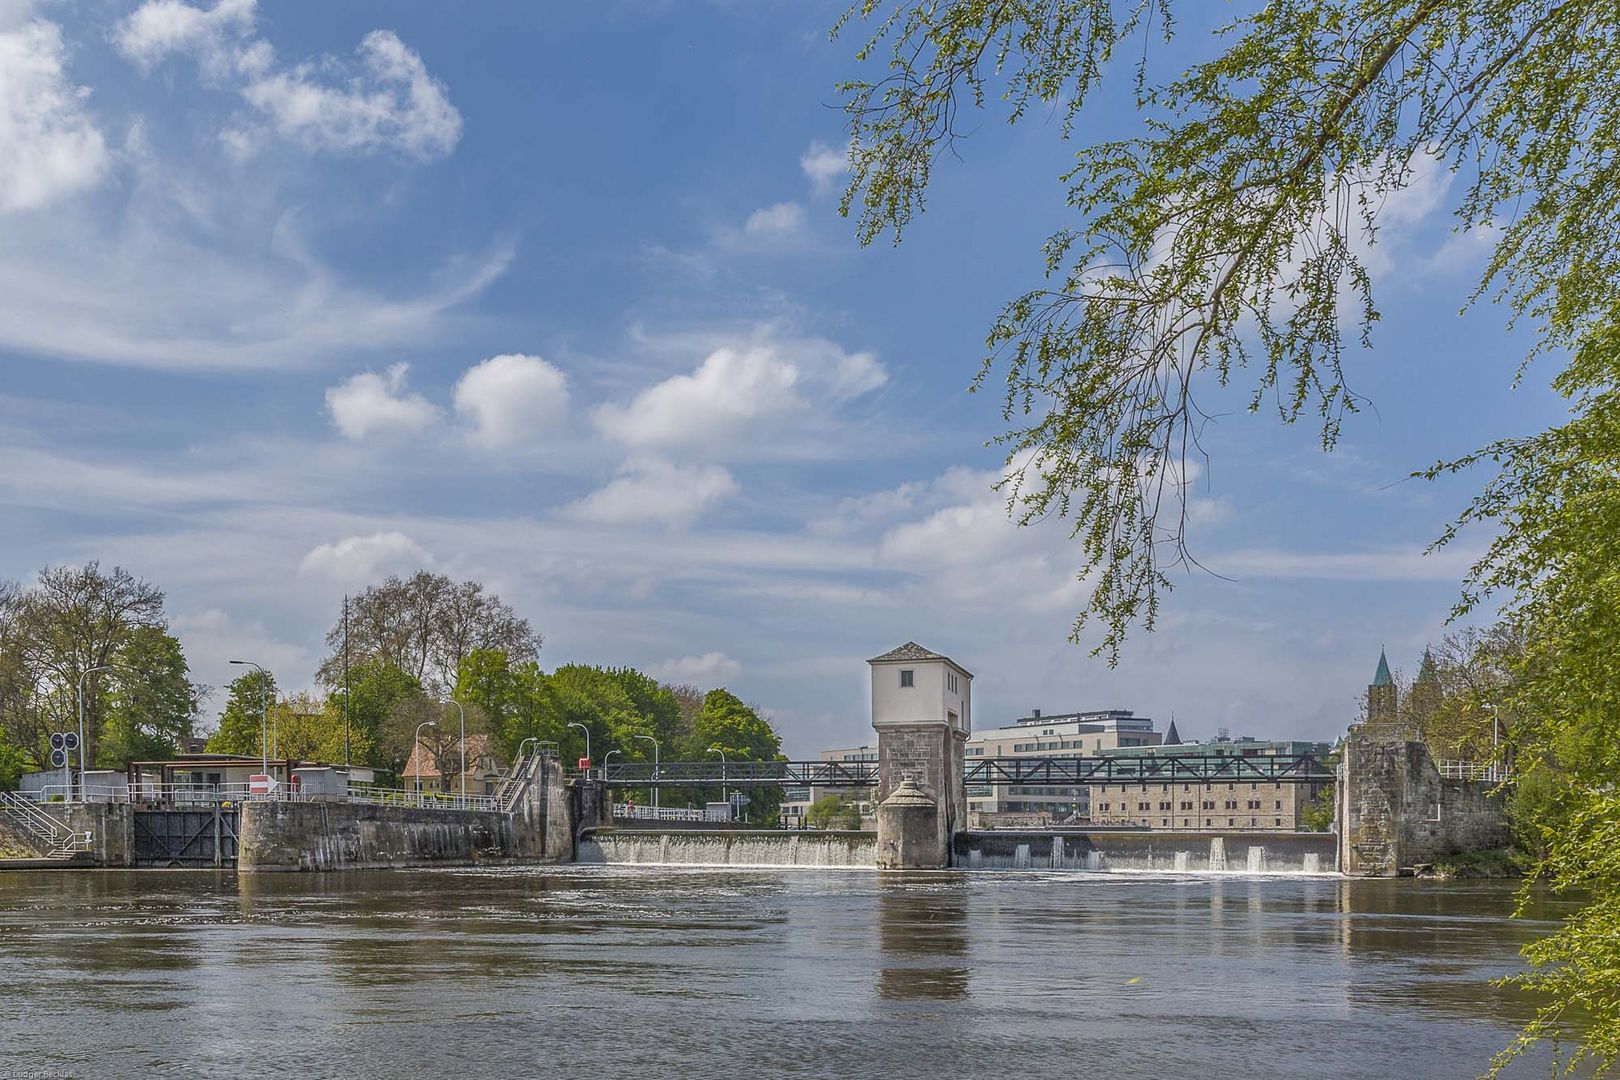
xmin=248 ymin=774 xmax=278 ymax=798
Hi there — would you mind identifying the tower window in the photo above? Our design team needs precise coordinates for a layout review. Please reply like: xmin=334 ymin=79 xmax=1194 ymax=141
xmin=899 ymin=669 xmax=914 ymax=688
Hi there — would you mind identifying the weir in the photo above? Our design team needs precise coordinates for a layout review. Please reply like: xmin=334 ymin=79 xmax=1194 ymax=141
xmin=578 ymin=829 xmax=875 ymax=868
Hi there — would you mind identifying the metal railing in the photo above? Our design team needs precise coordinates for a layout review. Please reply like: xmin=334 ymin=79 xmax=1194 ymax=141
xmin=0 ymin=791 xmax=91 ymax=857
xmin=18 ymin=782 xmax=497 ymax=813
xmin=612 ymin=803 xmax=712 ymax=822
xmin=1436 ymin=760 xmax=1509 ymax=783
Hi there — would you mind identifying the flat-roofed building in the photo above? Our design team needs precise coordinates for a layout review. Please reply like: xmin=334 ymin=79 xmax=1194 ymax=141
xmin=783 ymin=743 xmax=877 ymax=828
xmin=1090 ymin=734 xmax=1332 ymax=830
xmin=965 ymin=708 xmax=1162 ymax=824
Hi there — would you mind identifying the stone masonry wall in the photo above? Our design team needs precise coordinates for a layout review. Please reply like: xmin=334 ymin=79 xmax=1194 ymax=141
xmin=1340 ymin=730 xmax=1510 ymax=876
xmin=877 ymin=722 xmax=955 ymax=863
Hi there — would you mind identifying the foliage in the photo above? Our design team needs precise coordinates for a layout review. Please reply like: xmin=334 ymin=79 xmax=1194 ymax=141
xmin=0 ymin=728 xmax=25 ymax=791
xmin=0 ymin=563 xmax=167 ymax=767
xmin=1425 ymin=848 xmax=1525 ymax=880
xmin=1298 ymin=786 xmax=1335 ymax=833
xmin=207 ymin=669 xmax=277 ymax=758
xmin=835 ymin=0 xmax=1620 ymax=661
xmin=688 ymin=688 xmax=785 ymax=823
xmin=319 ymin=572 xmax=540 ymax=695
xmin=807 ymin=794 xmax=864 ymax=831
xmin=271 ymin=692 xmax=376 ymax=767
xmin=329 ymin=660 xmax=428 ymax=772
xmin=1504 ymin=767 xmax=1567 ymax=866
xmin=100 ymin=627 xmax=201 ymax=766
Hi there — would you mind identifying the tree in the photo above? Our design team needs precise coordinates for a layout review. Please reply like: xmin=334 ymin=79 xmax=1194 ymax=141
xmin=807 ymin=795 xmax=864 ymax=831
xmin=329 ymin=660 xmax=427 ymax=770
xmin=0 ymin=563 xmax=165 ymax=767
xmin=318 ymin=572 xmax=540 ymax=696
xmin=207 ymin=670 xmax=276 ymax=759
xmin=688 ymin=689 xmax=785 ymax=824
xmin=100 ymin=627 xmax=202 ymax=766
xmin=836 ymin=7 xmax=1620 ymax=1068
xmin=835 ymin=1 xmax=1620 ymax=659
xmin=270 ymin=692 xmax=376 ymax=767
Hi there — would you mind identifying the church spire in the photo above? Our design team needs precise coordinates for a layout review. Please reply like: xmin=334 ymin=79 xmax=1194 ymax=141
xmin=1373 ymin=647 xmax=1393 ymax=687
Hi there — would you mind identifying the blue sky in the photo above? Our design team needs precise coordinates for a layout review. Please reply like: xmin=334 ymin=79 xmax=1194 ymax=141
xmin=0 ymin=1 xmax=1566 ymax=753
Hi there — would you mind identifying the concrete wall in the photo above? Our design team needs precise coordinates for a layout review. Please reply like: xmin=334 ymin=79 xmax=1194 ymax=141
xmin=238 ymin=801 xmax=510 ymax=871
xmin=956 ymin=829 xmax=1336 ymax=873
xmin=1340 ymin=731 xmax=1511 ymax=876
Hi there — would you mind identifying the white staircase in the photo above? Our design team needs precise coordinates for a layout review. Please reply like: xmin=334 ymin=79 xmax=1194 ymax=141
xmin=0 ymin=792 xmax=91 ymax=859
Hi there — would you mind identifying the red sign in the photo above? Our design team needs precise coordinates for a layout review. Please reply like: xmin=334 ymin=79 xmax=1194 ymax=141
xmin=248 ymin=774 xmax=277 ymax=796
xmin=578 ymin=757 xmax=592 ymax=771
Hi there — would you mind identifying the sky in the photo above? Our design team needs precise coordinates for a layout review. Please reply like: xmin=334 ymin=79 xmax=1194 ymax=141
xmin=0 ymin=0 xmax=1568 ymax=754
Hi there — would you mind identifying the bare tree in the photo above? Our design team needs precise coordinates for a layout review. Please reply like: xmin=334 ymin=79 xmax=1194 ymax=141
xmin=0 ymin=564 xmax=166 ymax=768
xmin=318 ymin=572 xmax=540 ymax=695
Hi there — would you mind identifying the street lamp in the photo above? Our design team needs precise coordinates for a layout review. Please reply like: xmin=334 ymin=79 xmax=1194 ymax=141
xmin=567 ymin=722 xmax=591 ymax=779
xmin=446 ymin=698 xmax=466 ymax=802
xmin=229 ymin=660 xmax=271 ymax=775
xmin=414 ymin=720 xmax=438 ymax=803
xmin=633 ymin=734 xmax=659 ymax=809
xmin=77 ymin=665 xmax=113 ymax=796
xmin=708 ymin=745 xmax=728 ymax=817
xmin=602 ymin=749 xmax=620 ymax=784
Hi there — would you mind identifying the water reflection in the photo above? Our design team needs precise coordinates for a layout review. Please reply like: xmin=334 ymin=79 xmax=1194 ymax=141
xmin=876 ymin=875 xmax=969 ymax=1001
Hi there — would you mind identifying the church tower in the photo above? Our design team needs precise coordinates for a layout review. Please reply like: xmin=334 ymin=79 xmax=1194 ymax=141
xmin=1365 ymin=648 xmax=1399 ymax=732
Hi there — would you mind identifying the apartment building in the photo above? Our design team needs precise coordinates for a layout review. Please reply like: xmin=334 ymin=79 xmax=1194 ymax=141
xmin=964 ymin=709 xmax=1162 ymax=823
xmin=1089 ymin=735 xmax=1332 ymax=830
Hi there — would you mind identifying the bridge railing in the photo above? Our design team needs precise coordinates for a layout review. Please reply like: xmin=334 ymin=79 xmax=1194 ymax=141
xmin=612 ymin=803 xmax=717 ymax=823
xmin=594 ymin=753 xmax=1332 ymax=787
xmin=1436 ymin=760 xmax=1508 ymax=783
xmin=18 ymin=782 xmax=497 ymax=812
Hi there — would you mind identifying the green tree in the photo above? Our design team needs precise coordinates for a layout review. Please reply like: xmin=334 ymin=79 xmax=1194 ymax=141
xmin=807 ymin=794 xmax=864 ymax=831
xmin=100 ymin=627 xmax=201 ymax=766
xmin=207 ymin=670 xmax=276 ymax=758
xmin=330 ymin=660 xmax=427 ymax=771
xmin=689 ymin=689 xmax=785 ymax=824
xmin=836 ymin=5 xmax=1620 ymax=1068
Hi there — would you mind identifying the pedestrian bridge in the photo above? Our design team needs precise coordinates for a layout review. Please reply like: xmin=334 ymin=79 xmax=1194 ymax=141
xmin=594 ymin=752 xmax=1331 ymax=787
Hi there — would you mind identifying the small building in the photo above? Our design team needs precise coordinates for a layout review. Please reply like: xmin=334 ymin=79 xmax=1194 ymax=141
xmin=401 ymin=733 xmax=506 ymax=796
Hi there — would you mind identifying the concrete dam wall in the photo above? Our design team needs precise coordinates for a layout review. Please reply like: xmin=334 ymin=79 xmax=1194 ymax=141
xmin=579 ymin=829 xmax=877 ymax=868
xmin=956 ymin=830 xmax=1337 ymax=874
xmin=239 ymin=801 xmax=511 ymax=871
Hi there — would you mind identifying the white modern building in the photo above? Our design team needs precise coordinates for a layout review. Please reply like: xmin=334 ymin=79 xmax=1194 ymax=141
xmin=965 ymin=709 xmax=1165 ymax=823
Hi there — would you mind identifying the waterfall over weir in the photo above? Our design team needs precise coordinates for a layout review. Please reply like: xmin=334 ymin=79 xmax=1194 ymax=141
xmin=579 ymin=830 xmax=876 ymax=869
xmin=578 ymin=828 xmax=1337 ymax=874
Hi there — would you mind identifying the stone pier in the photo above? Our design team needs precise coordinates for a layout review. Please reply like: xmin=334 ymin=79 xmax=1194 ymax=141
xmin=1339 ymin=727 xmax=1511 ymax=876
xmin=869 ymin=642 xmax=972 ymax=869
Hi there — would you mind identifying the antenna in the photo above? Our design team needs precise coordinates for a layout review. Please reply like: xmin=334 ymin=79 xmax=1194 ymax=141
xmin=342 ymin=593 xmax=351 ymax=768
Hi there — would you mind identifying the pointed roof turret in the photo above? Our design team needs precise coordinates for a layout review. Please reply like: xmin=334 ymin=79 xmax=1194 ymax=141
xmin=1163 ymin=718 xmax=1181 ymax=746
xmin=1373 ymin=648 xmax=1393 ymax=687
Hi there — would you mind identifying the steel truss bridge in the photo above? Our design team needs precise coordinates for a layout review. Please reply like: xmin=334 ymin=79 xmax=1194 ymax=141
xmin=596 ymin=753 xmax=1330 ymax=788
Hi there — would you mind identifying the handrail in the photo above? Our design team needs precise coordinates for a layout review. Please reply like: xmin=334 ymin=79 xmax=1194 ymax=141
xmin=18 ymin=782 xmax=497 ymax=813
xmin=0 ymin=791 xmax=90 ymax=856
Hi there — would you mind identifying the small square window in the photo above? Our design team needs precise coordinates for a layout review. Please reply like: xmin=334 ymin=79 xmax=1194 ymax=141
xmin=899 ymin=669 xmax=914 ymax=688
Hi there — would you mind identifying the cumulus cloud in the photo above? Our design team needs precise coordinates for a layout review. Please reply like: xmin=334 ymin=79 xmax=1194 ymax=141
xmin=595 ymin=346 xmax=802 ymax=452
xmin=299 ymin=531 xmax=433 ymax=581
xmin=652 ymin=651 xmax=743 ymax=684
xmin=113 ymin=0 xmax=461 ymax=160
xmin=800 ymin=139 xmax=846 ymax=197
xmin=743 ymin=201 xmax=806 ymax=241
xmin=454 ymin=353 xmax=569 ymax=449
xmin=565 ymin=459 xmax=738 ymax=526
xmin=0 ymin=17 xmax=109 ymax=214
xmin=325 ymin=363 xmax=440 ymax=440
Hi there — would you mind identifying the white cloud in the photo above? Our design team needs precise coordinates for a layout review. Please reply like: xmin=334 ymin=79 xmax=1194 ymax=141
xmin=114 ymin=1 xmax=462 ymax=160
xmin=651 ymin=651 xmax=743 ymax=684
xmin=454 ymin=353 xmax=569 ymax=449
xmin=298 ymin=531 xmax=433 ymax=582
xmin=743 ymin=201 xmax=806 ymax=241
xmin=0 ymin=18 xmax=109 ymax=214
xmin=325 ymin=363 xmax=440 ymax=440
xmin=595 ymin=346 xmax=802 ymax=452
xmin=800 ymin=139 xmax=846 ymax=197
xmin=565 ymin=459 xmax=738 ymax=526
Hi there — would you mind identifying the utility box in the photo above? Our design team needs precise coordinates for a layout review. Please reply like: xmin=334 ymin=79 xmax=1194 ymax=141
xmin=704 ymin=801 xmax=731 ymax=822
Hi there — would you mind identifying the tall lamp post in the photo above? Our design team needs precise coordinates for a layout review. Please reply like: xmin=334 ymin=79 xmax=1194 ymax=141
xmin=567 ymin=722 xmax=592 ymax=780
xmin=708 ymin=746 xmax=728 ymax=818
xmin=446 ymin=698 xmax=466 ymax=802
xmin=229 ymin=660 xmax=271 ymax=776
xmin=77 ymin=665 xmax=113 ymax=797
xmin=414 ymin=720 xmax=438 ymax=804
xmin=633 ymin=734 xmax=659 ymax=809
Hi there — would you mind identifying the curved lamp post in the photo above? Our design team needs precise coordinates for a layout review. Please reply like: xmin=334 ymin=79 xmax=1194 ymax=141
xmin=633 ymin=734 xmax=659 ymax=809
xmin=446 ymin=698 xmax=466 ymax=802
xmin=567 ymin=722 xmax=591 ymax=779
xmin=708 ymin=746 xmax=728 ymax=818
xmin=77 ymin=665 xmax=113 ymax=796
xmin=229 ymin=659 xmax=271 ymax=775
xmin=414 ymin=720 xmax=438 ymax=803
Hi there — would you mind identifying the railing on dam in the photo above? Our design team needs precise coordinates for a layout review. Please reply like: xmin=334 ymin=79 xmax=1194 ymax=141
xmin=22 ymin=782 xmax=498 ymax=812
xmin=593 ymin=752 xmax=1331 ymax=787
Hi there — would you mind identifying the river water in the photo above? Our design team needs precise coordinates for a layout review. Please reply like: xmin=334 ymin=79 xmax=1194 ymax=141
xmin=0 ymin=868 xmax=1581 ymax=1079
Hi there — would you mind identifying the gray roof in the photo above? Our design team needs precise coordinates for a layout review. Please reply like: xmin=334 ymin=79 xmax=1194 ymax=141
xmin=868 ymin=641 xmax=973 ymax=677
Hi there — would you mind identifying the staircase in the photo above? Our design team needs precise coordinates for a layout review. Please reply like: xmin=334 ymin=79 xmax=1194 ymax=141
xmin=0 ymin=792 xmax=92 ymax=859
xmin=495 ymin=741 xmax=555 ymax=813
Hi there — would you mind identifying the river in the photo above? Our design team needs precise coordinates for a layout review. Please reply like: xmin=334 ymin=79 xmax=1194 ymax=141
xmin=0 ymin=868 xmax=1582 ymax=1079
